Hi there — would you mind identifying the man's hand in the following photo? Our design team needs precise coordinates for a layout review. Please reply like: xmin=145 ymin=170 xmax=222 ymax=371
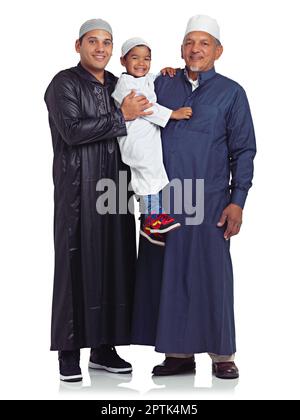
xmin=217 ymin=204 xmax=243 ymax=240
xmin=121 ymin=90 xmax=153 ymax=121
xmin=161 ymin=67 xmax=178 ymax=77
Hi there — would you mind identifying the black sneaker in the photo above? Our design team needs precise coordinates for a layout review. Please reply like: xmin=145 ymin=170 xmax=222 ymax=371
xmin=58 ymin=350 xmax=82 ymax=382
xmin=88 ymin=345 xmax=132 ymax=374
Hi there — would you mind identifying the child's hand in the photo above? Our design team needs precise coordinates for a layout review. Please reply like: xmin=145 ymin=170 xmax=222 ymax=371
xmin=161 ymin=67 xmax=178 ymax=77
xmin=171 ymin=107 xmax=193 ymax=120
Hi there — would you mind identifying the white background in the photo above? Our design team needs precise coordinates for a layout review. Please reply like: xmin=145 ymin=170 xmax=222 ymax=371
xmin=1 ymin=0 xmax=300 ymax=400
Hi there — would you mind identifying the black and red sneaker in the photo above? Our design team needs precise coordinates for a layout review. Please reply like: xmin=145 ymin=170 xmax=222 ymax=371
xmin=149 ymin=214 xmax=181 ymax=234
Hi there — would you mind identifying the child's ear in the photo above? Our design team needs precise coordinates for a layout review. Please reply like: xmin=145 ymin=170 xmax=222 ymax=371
xmin=120 ymin=57 xmax=126 ymax=67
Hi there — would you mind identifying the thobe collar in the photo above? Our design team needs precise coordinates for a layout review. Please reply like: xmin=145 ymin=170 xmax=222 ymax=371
xmin=183 ymin=66 xmax=216 ymax=85
xmin=74 ymin=62 xmax=115 ymax=87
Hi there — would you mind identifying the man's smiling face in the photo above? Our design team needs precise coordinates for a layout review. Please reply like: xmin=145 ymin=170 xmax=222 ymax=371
xmin=181 ymin=31 xmax=223 ymax=72
xmin=75 ymin=29 xmax=113 ymax=73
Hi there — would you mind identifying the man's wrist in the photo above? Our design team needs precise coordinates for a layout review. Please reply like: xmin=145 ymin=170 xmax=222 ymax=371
xmin=115 ymin=107 xmax=127 ymax=129
xmin=230 ymin=188 xmax=248 ymax=209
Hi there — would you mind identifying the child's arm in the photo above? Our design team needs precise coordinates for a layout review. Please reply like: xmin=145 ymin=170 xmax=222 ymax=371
xmin=141 ymin=103 xmax=173 ymax=127
xmin=141 ymin=105 xmax=193 ymax=126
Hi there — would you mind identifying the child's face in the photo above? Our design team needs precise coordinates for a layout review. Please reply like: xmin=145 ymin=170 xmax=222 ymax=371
xmin=121 ymin=46 xmax=151 ymax=77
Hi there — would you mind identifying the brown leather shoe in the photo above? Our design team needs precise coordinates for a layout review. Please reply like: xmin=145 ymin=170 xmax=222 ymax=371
xmin=212 ymin=362 xmax=239 ymax=379
xmin=152 ymin=357 xmax=196 ymax=376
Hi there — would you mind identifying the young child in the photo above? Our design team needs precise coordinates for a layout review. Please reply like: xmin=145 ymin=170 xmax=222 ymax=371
xmin=112 ymin=37 xmax=192 ymax=246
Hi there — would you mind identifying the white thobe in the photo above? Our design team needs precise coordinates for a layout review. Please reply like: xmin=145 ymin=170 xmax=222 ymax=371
xmin=112 ymin=73 xmax=172 ymax=196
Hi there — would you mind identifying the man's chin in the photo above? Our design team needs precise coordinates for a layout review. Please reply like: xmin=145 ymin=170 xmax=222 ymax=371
xmin=93 ymin=64 xmax=107 ymax=72
xmin=189 ymin=66 xmax=202 ymax=72
xmin=91 ymin=59 xmax=109 ymax=70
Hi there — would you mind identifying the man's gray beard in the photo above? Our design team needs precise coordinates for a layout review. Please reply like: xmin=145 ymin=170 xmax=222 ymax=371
xmin=189 ymin=66 xmax=201 ymax=72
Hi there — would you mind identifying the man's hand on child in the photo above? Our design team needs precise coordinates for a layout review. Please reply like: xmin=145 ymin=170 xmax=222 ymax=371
xmin=121 ymin=90 xmax=153 ymax=121
xmin=171 ymin=107 xmax=193 ymax=120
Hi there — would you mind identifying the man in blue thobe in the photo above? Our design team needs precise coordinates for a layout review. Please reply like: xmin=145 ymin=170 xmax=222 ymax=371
xmin=131 ymin=15 xmax=256 ymax=379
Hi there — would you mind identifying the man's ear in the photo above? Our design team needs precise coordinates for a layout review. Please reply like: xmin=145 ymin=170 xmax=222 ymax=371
xmin=215 ymin=45 xmax=223 ymax=61
xmin=181 ymin=45 xmax=183 ymax=59
xmin=75 ymin=39 xmax=80 ymax=53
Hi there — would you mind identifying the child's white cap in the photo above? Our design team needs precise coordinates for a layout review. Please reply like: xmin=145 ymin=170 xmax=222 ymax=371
xmin=184 ymin=15 xmax=220 ymax=42
xmin=121 ymin=37 xmax=151 ymax=57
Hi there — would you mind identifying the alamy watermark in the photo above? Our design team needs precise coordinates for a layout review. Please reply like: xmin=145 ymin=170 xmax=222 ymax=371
xmin=96 ymin=171 xmax=204 ymax=226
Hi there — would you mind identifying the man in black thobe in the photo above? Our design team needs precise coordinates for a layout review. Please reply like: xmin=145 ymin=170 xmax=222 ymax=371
xmin=44 ymin=18 xmax=151 ymax=382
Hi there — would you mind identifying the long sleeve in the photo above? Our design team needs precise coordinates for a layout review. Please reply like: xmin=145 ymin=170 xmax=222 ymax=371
xmin=111 ymin=75 xmax=132 ymax=107
xmin=227 ymin=87 xmax=256 ymax=209
xmin=44 ymin=73 xmax=127 ymax=146
xmin=141 ymin=103 xmax=172 ymax=128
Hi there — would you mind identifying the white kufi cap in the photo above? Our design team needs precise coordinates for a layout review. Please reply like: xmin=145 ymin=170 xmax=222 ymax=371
xmin=184 ymin=14 xmax=220 ymax=42
xmin=79 ymin=19 xmax=113 ymax=39
xmin=121 ymin=37 xmax=151 ymax=57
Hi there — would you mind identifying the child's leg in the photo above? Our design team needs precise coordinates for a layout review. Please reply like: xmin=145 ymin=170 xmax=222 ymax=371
xmin=138 ymin=195 xmax=148 ymax=215
xmin=138 ymin=193 xmax=166 ymax=246
xmin=139 ymin=192 xmax=162 ymax=215
xmin=142 ymin=191 xmax=181 ymax=234
xmin=148 ymin=192 xmax=162 ymax=215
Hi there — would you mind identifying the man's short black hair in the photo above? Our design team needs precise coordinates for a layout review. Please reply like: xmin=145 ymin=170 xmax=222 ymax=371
xmin=78 ymin=33 xmax=113 ymax=45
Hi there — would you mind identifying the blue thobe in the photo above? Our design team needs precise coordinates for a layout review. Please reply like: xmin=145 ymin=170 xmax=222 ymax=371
xmin=131 ymin=67 xmax=256 ymax=355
